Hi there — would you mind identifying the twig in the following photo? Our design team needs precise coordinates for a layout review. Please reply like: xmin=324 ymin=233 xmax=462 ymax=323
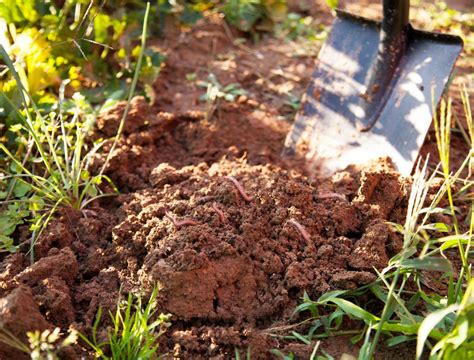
xmin=288 ymin=218 xmax=311 ymax=242
xmin=212 ymin=202 xmax=226 ymax=222
xmin=226 ymin=176 xmax=253 ymax=202
xmin=165 ymin=211 xmax=198 ymax=229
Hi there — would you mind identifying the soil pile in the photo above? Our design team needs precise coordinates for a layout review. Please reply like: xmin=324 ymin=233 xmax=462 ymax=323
xmin=111 ymin=156 xmax=408 ymax=358
xmin=0 ymin=127 xmax=409 ymax=358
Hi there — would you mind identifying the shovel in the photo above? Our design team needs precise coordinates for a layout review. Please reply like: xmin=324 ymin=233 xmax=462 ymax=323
xmin=283 ymin=0 xmax=463 ymax=176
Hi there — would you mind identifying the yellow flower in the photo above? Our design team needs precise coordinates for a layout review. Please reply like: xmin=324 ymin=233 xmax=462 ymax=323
xmin=10 ymin=28 xmax=59 ymax=93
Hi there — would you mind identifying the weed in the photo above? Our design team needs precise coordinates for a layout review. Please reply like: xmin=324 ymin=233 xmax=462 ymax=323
xmin=28 ymin=328 xmax=78 ymax=360
xmin=285 ymin=94 xmax=301 ymax=112
xmin=198 ymin=73 xmax=247 ymax=121
xmin=222 ymin=0 xmax=287 ymax=33
xmin=0 ymin=201 xmax=29 ymax=252
xmin=234 ymin=347 xmax=251 ymax=360
xmin=413 ymin=1 xmax=473 ymax=55
xmin=271 ymin=341 xmax=335 ymax=360
xmin=0 ymin=0 xmax=165 ymax=104
xmin=186 ymin=72 xmax=197 ymax=82
xmin=324 ymin=0 xmax=339 ymax=10
xmin=274 ymin=13 xmax=327 ymax=42
xmin=79 ymin=287 xmax=171 ymax=360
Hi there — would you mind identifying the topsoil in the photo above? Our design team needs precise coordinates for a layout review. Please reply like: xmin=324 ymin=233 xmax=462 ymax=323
xmin=0 ymin=1 xmax=472 ymax=359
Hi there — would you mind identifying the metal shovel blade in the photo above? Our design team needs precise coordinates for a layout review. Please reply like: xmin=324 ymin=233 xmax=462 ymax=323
xmin=283 ymin=9 xmax=463 ymax=176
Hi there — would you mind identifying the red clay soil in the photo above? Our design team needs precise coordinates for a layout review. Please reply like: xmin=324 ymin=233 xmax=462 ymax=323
xmin=0 ymin=2 xmax=472 ymax=359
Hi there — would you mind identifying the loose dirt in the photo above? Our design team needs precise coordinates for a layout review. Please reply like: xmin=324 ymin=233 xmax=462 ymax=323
xmin=0 ymin=1 xmax=472 ymax=359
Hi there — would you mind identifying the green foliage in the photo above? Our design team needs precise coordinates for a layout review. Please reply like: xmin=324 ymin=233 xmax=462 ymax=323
xmin=0 ymin=0 xmax=165 ymax=105
xmin=0 ymin=0 xmax=40 ymax=25
xmin=417 ymin=279 xmax=474 ymax=359
xmin=223 ymin=0 xmax=287 ymax=33
xmin=234 ymin=347 xmax=251 ymax=360
xmin=274 ymin=13 xmax=327 ymax=42
xmin=0 ymin=49 xmax=116 ymax=258
xmin=270 ymin=349 xmax=295 ymax=359
xmin=79 ymin=287 xmax=171 ymax=360
xmin=271 ymin=342 xmax=335 ymax=360
xmin=197 ymin=73 xmax=247 ymax=120
xmin=198 ymin=73 xmax=247 ymax=103
xmin=0 ymin=2 xmax=151 ymax=259
xmin=0 ymin=202 xmax=29 ymax=253
xmin=323 ymin=0 xmax=338 ymax=10
xmin=28 ymin=328 xmax=78 ymax=360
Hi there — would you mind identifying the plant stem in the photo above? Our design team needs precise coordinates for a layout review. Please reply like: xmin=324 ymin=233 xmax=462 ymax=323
xmin=98 ymin=2 xmax=150 ymax=178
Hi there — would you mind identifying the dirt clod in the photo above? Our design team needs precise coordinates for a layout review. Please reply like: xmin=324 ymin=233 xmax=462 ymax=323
xmin=0 ymin=286 xmax=51 ymax=359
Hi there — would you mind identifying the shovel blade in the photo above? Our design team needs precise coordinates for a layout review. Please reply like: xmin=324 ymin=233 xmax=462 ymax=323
xmin=284 ymin=12 xmax=463 ymax=176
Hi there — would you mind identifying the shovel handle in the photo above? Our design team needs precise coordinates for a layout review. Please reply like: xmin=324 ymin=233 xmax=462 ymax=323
xmin=358 ymin=0 xmax=410 ymax=131
xmin=382 ymin=0 xmax=410 ymax=42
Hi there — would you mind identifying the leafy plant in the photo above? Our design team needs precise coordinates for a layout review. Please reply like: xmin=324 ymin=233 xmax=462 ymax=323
xmin=28 ymin=328 xmax=78 ymax=360
xmin=0 ymin=0 xmax=165 ymax=105
xmin=323 ymin=0 xmax=339 ymax=11
xmin=0 ymin=201 xmax=29 ymax=253
xmin=417 ymin=279 xmax=474 ymax=359
xmin=79 ymin=287 xmax=171 ymax=360
xmin=234 ymin=347 xmax=251 ymax=360
xmin=197 ymin=73 xmax=247 ymax=120
xmin=271 ymin=341 xmax=336 ymax=360
xmin=274 ymin=13 xmax=327 ymax=42
xmin=0 ymin=49 xmax=114 ymax=259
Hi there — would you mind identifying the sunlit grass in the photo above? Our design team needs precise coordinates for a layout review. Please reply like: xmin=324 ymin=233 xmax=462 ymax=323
xmin=0 ymin=3 xmax=150 ymax=261
xmin=79 ymin=287 xmax=171 ymax=360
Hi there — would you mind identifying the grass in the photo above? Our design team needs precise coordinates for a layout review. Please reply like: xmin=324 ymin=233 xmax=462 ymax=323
xmin=0 ymin=2 xmax=150 ymax=260
xmin=271 ymin=88 xmax=473 ymax=359
xmin=79 ymin=287 xmax=171 ymax=360
xmin=0 ymin=287 xmax=169 ymax=360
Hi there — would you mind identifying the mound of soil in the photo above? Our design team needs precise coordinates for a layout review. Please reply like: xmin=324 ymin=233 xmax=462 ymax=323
xmin=0 ymin=102 xmax=409 ymax=358
xmin=113 ymin=155 xmax=410 ymax=358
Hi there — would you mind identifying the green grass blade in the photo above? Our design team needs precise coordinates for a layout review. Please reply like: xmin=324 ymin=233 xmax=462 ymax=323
xmin=400 ymin=257 xmax=453 ymax=273
xmin=0 ymin=45 xmax=66 ymax=186
xmin=98 ymin=2 xmax=150 ymax=177
xmin=416 ymin=304 xmax=459 ymax=359
xmin=322 ymin=298 xmax=379 ymax=324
